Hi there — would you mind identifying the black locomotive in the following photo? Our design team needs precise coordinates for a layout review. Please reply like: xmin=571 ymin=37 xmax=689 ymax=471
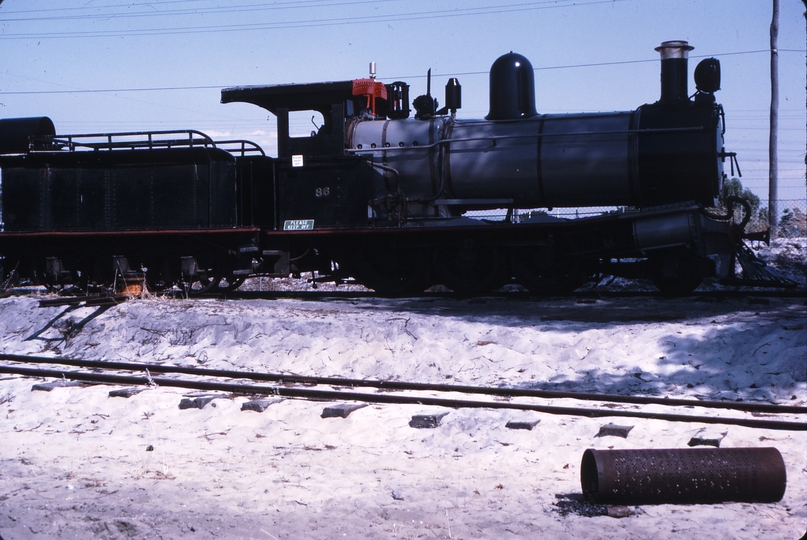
xmin=0 ymin=41 xmax=794 ymax=295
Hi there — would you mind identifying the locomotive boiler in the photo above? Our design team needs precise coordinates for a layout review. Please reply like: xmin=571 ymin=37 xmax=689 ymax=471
xmin=0 ymin=41 xmax=794 ymax=295
xmin=348 ymin=47 xmax=723 ymax=214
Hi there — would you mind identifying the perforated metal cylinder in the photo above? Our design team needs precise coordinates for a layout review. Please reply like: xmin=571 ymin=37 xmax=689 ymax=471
xmin=581 ymin=447 xmax=786 ymax=505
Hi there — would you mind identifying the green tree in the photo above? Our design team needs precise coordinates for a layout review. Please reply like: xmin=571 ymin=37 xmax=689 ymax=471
xmin=779 ymin=207 xmax=807 ymax=237
xmin=719 ymin=177 xmax=761 ymax=217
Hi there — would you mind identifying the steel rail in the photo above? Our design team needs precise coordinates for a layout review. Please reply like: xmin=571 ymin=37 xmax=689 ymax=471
xmin=6 ymin=285 xmax=806 ymax=303
xmin=222 ymin=289 xmax=807 ymax=301
xmin=0 ymin=364 xmax=805 ymax=431
xmin=2 ymin=353 xmax=805 ymax=415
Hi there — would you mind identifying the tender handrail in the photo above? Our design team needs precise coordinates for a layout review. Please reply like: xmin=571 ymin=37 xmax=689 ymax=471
xmin=34 ymin=129 xmax=215 ymax=152
xmin=212 ymin=139 xmax=266 ymax=157
xmin=27 ymin=129 xmax=265 ymax=157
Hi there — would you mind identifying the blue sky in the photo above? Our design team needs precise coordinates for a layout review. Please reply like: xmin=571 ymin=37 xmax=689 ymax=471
xmin=1 ymin=0 xmax=805 ymax=201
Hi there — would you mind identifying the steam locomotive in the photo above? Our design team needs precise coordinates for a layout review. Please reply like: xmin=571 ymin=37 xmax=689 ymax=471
xmin=0 ymin=41 xmax=793 ymax=295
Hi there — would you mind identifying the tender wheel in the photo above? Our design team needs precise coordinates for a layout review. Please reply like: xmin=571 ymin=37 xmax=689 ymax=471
xmin=354 ymin=242 xmax=428 ymax=295
xmin=511 ymin=247 xmax=586 ymax=295
xmin=217 ymin=274 xmax=247 ymax=292
xmin=143 ymin=256 xmax=172 ymax=293
xmin=181 ymin=267 xmax=222 ymax=296
xmin=434 ymin=242 xmax=507 ymax=295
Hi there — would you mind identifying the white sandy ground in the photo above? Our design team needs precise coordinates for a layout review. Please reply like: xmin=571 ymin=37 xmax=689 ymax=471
xmin=0 ymin=236 xmax=804 ymax=540
xmin=0 ymin=287 xmax=805 ymax=540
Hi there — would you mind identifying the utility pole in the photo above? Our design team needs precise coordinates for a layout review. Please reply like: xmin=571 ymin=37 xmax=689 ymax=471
xmin=803 ymin=1 xmax=807 ymax=195
xmin=768 ymin=0 xmax=779 ymax=233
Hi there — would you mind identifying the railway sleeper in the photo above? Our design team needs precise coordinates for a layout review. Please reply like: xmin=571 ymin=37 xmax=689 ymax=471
xmin=6 ymin=372 xmax=806 ymax=432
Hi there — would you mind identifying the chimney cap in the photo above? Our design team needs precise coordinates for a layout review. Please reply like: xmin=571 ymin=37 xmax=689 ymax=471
xmin=655 ymin=40 xmax=694 ymax=60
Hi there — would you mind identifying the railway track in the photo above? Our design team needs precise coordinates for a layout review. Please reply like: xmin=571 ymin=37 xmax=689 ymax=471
xmin=1 ymin=353 xmax=805 ymax=431
xmin=223 ymin=288 xmax=807 ymax=302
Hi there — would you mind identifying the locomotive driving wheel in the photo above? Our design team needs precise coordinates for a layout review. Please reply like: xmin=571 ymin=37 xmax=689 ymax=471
xmin=354 ymin=242 xmax=428 ymax=295
xmin=434 ymin=241 xmax=507 ymax=295
xmin=511 ymin=247 xmax=586 ymax=295
xmin=649 ymin=254 xmax=708 ymax=295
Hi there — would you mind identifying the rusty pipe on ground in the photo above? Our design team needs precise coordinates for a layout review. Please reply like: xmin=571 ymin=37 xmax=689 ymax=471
xmin=581 ymin=447 xmax=786 ymax=505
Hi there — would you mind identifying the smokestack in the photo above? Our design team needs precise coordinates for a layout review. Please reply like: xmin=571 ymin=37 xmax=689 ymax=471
xmin=655 ymin=40 xmax=693 ymax=104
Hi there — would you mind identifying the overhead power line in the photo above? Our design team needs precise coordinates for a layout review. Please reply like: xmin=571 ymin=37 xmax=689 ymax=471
xmin=0 ymin=0 xmax=405 ymax=16
xmin=0 ymin=85 xmax=224 ymax=96
xmin=0 ymin=0 xmax=400 ymax=21
xmin=1 ymin=48 xmax=799 ymax=96
xmin=0 ymin=0 xmax=625 ymax=39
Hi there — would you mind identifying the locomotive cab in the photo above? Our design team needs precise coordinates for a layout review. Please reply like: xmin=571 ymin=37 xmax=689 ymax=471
xmin=221 ymin=79 xmax=404 ymax=161
xmin=222 ymin=79 xmax=409 ymax=230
